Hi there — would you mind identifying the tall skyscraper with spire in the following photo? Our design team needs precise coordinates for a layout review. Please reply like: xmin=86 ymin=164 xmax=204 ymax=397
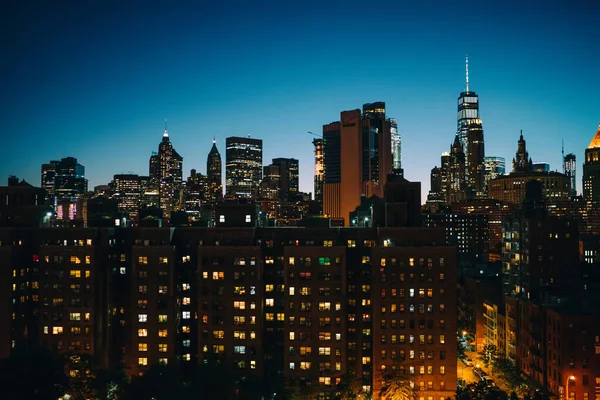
xmin=155 ymin=121 xmax=183 ymax=222
xmin=206 ymin=138 xmax=223 ymax=203
xmin=457 ymin=55 xmax=481 ymax=167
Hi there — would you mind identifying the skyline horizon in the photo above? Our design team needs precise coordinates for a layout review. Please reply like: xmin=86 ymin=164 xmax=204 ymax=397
xmin=2 ymin=1 xmax=598 ymax=202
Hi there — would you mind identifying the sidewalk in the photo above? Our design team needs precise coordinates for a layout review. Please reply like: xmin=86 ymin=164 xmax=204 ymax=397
xmin=462 ymin=351 xmax=511 ymax=393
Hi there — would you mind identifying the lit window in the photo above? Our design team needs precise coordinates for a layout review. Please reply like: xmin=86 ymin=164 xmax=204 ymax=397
xmin=219 ymin=215 xmax=225 ymax=223
xmin=245 ymin=215 xmax=251 ymax=223
xmin=158 ymin=314 xmax=168 ymax=323
xmin=138 ymin=328 xmax=148 ymax=337
xmin=70 ymin=270 xmax=81 ymax=278
xmin=182 ymin=311 xmax=191 ymax=319
xmin=158 ymin=329 xmax=168 ymax=337
xmin=70 ymin=313 xmax=81 ymax=321
xmin=183 ymin=297 xmax=191 ymax=305
xmin=53 ymin=326 xmax=63 ymax=335
xmin=138 ymin=358 xmax=148 ymax=366
xmin=138 ymin=343 xmax=148 ymax=352
xmin=158 ymin=344 xmax=168 ymax=353
xmin=138 ymin=314 xmax=148 ymax=323
xmin=159 ymin=358 xmax=168 ymax=365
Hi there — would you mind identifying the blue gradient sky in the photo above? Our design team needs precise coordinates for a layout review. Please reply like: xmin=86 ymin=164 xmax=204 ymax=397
xmin=2 ymin=0 xmax=599 ymax=202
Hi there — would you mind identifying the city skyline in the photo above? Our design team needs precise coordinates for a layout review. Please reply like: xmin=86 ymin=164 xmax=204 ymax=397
xmin=2 ymin=1 xmax=599 ymax=202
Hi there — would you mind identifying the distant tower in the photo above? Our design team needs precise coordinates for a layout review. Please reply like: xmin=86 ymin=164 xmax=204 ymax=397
xmin=447 ymin=135 xmax=467 ymax=203
xmin=583 ymin=124 xmax=600 ymax=201
xmin=390 ymin=118 xmax=403 ymax=175
xmin=272 ymin=158 xmax=299 ymax=201
xmin=156 ymin=122 xmax=183 ymax=221
xmin=225 ymin=136 xmax=263 ymax=200
xmin=564 ymin=152 xmax=576 ymax=197
xmin=457 ymin=55 xmax=481 ymax=168
xmin=206 ymin=138 xmax=223 ymax=203
xmin=512 ymin=131 xmax=532 ymax=173
xmin=466 ymin=119 xmax=485 ymax=198
xmin=313 ymin=138 xmax=324 ymax=203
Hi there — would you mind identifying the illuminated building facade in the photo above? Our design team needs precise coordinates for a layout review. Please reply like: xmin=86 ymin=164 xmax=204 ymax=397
xmin=41 ymin=160 xmax=58 ymax=205
xmin=272 ymin=158 xmax=299 ymax=202
xmin=457 ymin=56 xmax=480 ymax=169
xmin=41 ymin=157 xmax=88 ymax=208
xmin=564 ymin=153 xmax=576 ymax=197
xmin=447 ymin=136 xmax=467 ymax=203
xmin=322 ymin=102 xmax=393 ymax=224
xmin=583 ymin=124 xmax=600 ymax=202
xmin=466 ymin=119 xmax=485 ymax=198
xmin=390 ymin=119 xmax=402 ymax=174
xmin=206 ymin=139 xmax=223 ymax=203
xmin=313 ymin=138 xmax=324 ymax=203
xmin=155 ymin=125 xmax=183 ymax=222
xmin=113 ymin=174 xmax=141 ymax=223
xmin=483 ymin=156 xmax=505 ymax=189
xmin=225 ymin=136 xmax=263 ymax=201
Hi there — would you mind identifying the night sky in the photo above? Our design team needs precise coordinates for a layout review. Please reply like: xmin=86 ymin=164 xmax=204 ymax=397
xmin=2 ymin=0 xmax=599 ymax=201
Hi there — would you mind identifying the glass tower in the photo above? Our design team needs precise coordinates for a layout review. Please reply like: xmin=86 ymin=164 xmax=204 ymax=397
xmin=457 ymin=56 xmax=480 ymax=166
xmin=225 ymin=136 xmax=263 ymax=200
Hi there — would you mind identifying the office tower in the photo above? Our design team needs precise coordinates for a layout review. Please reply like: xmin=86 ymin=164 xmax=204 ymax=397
xmin=583 ymin=124 xmax=600 ymax=201
xmin=272 ymin=158 xmax=299 ymax=202
xmin=184 ymin=169 xmax=206 ymax=220
xmin=483 ymin=156 xmax=505 ymax=188
xmin=42 ymin=157 xmax=88 ymax=205
xmin=313 ymin=138 xmax=324 ymax=203
xmin=428 ymin=166 xmax=443 ymax=201
xmin=206 ymin=139 xmax=223 ymax=203
xmin=457 ymin=56 xmax=480 ymax=166
xmin=531 ymin=163 xmax=550 ymax=172
xmin=156 ymin=124 xmax=183 ymax=221
xmin=139 ymin=176 xmax=159 ymax=209
xmin=512 ymin=131 xmax=532 ymax=173
xmin=564 ymin=153 xmax=576 ymax=197
xmin=149 ymin=153 xmax=159 ymax=182
xmin=390 ymin=118 xmax=403 ymax=174
xmin=41 ymin=161 xmax=59 ymax=205
xmin=489 ymin=133 xmax=569 ymax=205
xmin=225 ymin=136 xmax=263 ymax=201
xmin=466 ymin=119 xmax=485 ymax=198
xmin=447 ymin=135 xmax=467 ymax=203
xmin=322 ymin=102 xmax=393 ymax=224
xmin=113 ymin=174 xmax=141 ymax=223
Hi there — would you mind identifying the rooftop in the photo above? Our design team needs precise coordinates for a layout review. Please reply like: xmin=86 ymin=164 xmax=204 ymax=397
xmin=587 ymin=124 xmax=600 ymax=149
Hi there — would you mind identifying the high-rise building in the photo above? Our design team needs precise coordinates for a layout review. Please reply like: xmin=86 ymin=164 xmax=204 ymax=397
xmin=457 ymin=56 xmax=480 ymax=168
xmin=41 ymin=161 xmax=59 ymax=205
xmin=313 ymin=138 xmax=324 ymax=203
xmin=206 ymin=138 xmax=223 ymax=203
xmin=583 ymin=124 xmax=600 ymax=201
xmin=42 ymin=157 xmax=88 ymax=206
xmin=390 ymin=118 xmax=402 ymax=174
xmin=483 ymin=156 xmax=505 ymax=188
xmin=225 ymin=136 xmax=263 ymax=201
xmin=447 ymin=135 xmax=467 ymax=203
xmin=466 ymin=119 xmax=485 ymax=198
xmin=322 ymin=102 xmax=393 ymax=224
xmin=564 ymin=153 xmax=576 ymax=197
xmin=113 ymin=174 xmax=141 ymax=223
xmin=156 ymin=124 xmax=183 ymax=221
xmin=271 ymin=158 xmax=299 ymax=202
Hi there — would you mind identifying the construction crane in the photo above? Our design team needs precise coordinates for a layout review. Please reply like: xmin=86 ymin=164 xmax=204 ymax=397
xmin=307 ymin=131 xmax=322 ymax=139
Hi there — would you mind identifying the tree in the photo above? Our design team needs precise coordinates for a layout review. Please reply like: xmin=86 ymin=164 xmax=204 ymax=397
xmin=379 ymin=368 xmax=415 ymax=400
xmin=479 ymin=344 xmax=501 ymax=376
xmin=335 ymin=374 xmax=367 ymax=400
xmin=456 ymin=380 xmax=509 ymax=400
xmin=0 ymin=345 xmax=69 ymax=400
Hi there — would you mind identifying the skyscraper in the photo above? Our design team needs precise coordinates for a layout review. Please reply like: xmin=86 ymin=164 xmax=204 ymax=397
xmin=206 ymin=138 xmax=223 ymax=203
xmin=225 ymin=136 xmax=263 ymax=200
xmin=113 ymin=174 xmax=141 ymax=223
xmin=583 ymin=124 xmax=600 ymax=201
xmin=44 ymin=157 xmax=88 ymax=204
xmin=313 ymin=138 xmax=324 ymax=203
xmin=447 ymin=135 xmax=467 ymax=203
xmin=390 ymin=118 xmax=402 ymax=174
xmin=466 ymin=119 xmax=485 ymax=198
xmin=484 ymin=156 xmax=506 ymax=188
xmin=156 ymin=123 xmax=183 ymax=221
xmin=564 ymin=153 xmax=576 ymax=197
xmin=322 ymin=102 xmax=393 ymax=224
xmin=271 ymin=158 xmax=299 ymax=202
xmin=457 ymin=56 xmax=480 ymax=166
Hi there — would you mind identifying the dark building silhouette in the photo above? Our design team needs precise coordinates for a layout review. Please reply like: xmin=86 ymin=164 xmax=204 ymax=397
xmin=564 ymin=153 xmax=576 ymax=197
xmin=41 ymin=157 xmax=88 ymax=207
xmin=447 ymin=135 xmax=467 ymax=203
xmin=225 ymin=136 xmax=263 ymax=201
xmin=0 ymin=177 xmax=46 ymax=227
xmin=313 ymin=138 xmax=324 ymax=203
xmin=272 ymin=158 xmax=299 ymax=202
xmin=466 ymin=119 xmax=485 ymax=198
xmin=206 ymin=138 xmax=223 ymax=203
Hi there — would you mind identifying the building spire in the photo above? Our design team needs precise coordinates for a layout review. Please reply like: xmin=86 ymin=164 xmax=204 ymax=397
xmin=562 ymin=139 xmax=565 ymax=173
xmin=465 ymin=54 xmax=469 ymax=92
xmin=163 ymin=119 xmax=168 ymax=137
xmin=213 ymin=136 xmax=216 ymax=144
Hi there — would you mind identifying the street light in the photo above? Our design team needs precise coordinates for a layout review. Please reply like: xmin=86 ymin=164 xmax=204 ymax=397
xmin=566 ymin=376 xmax=575 ymax=400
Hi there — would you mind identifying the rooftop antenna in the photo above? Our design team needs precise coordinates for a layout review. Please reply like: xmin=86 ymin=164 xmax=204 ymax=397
xmin=163 ymin=119 xmax=168 ymax=137
xmin=465 ymin=54 xmax=469 ymax=93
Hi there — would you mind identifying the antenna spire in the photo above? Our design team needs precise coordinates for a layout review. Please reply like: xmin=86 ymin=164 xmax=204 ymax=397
xmin=163 ymin=119 xmax=168 ymax=137
xmin=465 ymin=54 xmax=469 ymax=92
xmin=562 ymin=139 xmax=565 ymax=173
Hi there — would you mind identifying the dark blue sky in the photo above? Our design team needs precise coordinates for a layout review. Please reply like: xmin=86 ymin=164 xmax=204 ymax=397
xmin=2 ymin=0 xmax=599 ymax=201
